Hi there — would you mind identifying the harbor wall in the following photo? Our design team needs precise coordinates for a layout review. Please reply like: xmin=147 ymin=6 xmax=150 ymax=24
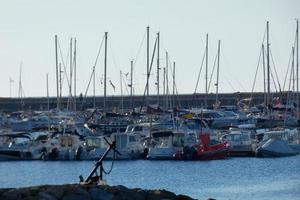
xmin=0 ymin=92 xmax=294 ymax=112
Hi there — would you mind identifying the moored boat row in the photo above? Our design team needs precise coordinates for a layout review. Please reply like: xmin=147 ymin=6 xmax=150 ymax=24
xmin=1 ymin=106 xmax=299 ymax=161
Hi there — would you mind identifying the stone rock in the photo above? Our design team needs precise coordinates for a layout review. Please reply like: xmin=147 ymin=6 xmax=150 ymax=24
xmin=22 ymin=196 xmax=40 ymax=200
xmin=62 ymin=194 xmax=91 ymax=200
xmin=45 ymin=186 xmax=65 ymax=199
xmin=89 ymin=187 xmax=113 ymax=200
xmin=112 ymin=185 xmax=145 ymax=200
xmin=176 ymin=194 xmax=194 ymax=200
xmin=63 ymin=185 xmax=90 ymax=199
xmin=0 ymin=184 xmax=193 ymax=200
xmin=38 ymin=192 xmax=58 ymax=200
xmin=1 ymin=189 xmax=22 ymax=200
xmin=151 ymin=189 xmax=177 ymax=199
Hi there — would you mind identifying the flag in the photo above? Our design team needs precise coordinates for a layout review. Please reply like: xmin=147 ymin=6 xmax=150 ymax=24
xmin=109 ymin=80 xmax=115 ymax=92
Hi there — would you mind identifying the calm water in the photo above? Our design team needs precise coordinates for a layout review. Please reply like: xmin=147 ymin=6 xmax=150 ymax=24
xmin=0 ymin=157 xmax=299 ymax=200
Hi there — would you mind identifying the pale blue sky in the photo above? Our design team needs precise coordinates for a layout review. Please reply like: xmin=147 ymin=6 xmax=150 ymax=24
xmin=0 ymin=0 xmax=299 ymax=97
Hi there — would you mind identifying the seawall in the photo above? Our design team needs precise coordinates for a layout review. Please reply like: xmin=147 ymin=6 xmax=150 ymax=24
xmin=0 ymin=92 xmax=290 ymax=112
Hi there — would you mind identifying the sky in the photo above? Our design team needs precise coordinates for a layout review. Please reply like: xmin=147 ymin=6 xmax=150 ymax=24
xmin=0 ymin=0 xmax=299 ymax=98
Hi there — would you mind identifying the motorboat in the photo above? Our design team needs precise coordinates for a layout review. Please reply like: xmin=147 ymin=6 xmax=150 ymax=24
xmin=256 ymin=138 xmax=298 ymax=157
xmin=223 ymin=128 xmax=255 ymax=156
xmin=147 ymin=130 xmax=185 ymax=160
xmin=194 ymin=133 xmax=229 ymax=160
xmin=76 ymin=132 xmax=144 ymax=160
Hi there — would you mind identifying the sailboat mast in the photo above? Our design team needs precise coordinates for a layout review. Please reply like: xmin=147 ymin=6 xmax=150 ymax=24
xmin=262 ymin=44 xmax=266 ymax=106
xmin=173 ymin=61 xmax=175 ymax=109
xmin=215 ymin=40 xmax=220 ymax=108
xmin=93 ymin=66 xmax=95 ymax=109
xmin=104 ymin=32 xmax=108 ymax=112
xmin=292 ymin=47 xmax=295 ymax=94
xmin=18 ymin=62 xmax=22 ymax=99
xmin=157 ymin=32 xmax=160 ymax=106
xmin=146 ymin=26 xmax=150 ymax=104
xmin=74 ymin=38 xmax=77 ymax=111
xmin=163 ymin=67 xmax=166 ymax=107
xmin=69 ymin=38 xmax=73 ymax=110
xmin=266 ymin=21 xmax=270 ymax=109
xmin=120 ymin=70 xmax=123 ymax=113
xmin=59 ymin=63 xmax=62 ymax=105
xmin=55 ymin=35 xmax=60 ymax=110
xmin=166 ymin=52 xmax=169 ymax=110
xmin=130 ymin=60 xmax=134 ymax=110
xmin=46 ymin=73 xmax=49 ymax=111
xmin=296 ymin=19 xmax=299 ymax=119
xmin=18 ymin=62 xmax=23 ymax=110
xmin=205 ymin=34 xmax=208 ymax=107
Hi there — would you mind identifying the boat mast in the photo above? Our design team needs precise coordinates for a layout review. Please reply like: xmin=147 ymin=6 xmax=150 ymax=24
xmin=46 ymin=73 xmax=49 ymax=111
xmin=262 ymin=44 xmax=266 ymax=107
xmin=130 ymin=60 xmax=134 ymax=111
xmin=173 ymin=61 xmax=175 ymax=109
xmin=18 ymin=62 xmax=23 ymax=110
xmin=163 ymin=67 xmax=166 ymax=108
xmin=59 ymin=63 xmax=62 ymax=107
xmin=266 ymin=21 xmax=270 ymax=113
xmin=292 ymin=47 xmax=295 ymax=94
xmin=55 ymin=35 xmax=60 ymax=110
xmin=296 ymin=19 xmax=299 ymax=119
xmin=120 ymin=70 xmax=123 ymax=113
xmin=146 ymin=26 xmax=150 ymax=105
xmin=74 ymin=38 xmax=77 ymax=111
xmin=157 ymin=32 xmax=160 ymax=106
xmin=69 ymin=38 xmax=73 ymax=111
xmin=93 ymin=62 xmax=96 ymax=109
xmin=166 ymin=52 xmax=169 ymax=110
xmin=205 ymin=34 xmax=208 ymax=108
xmin=9 ymin=77 xmax=13 ymax=98
xmin=104 ymin=32 xmax=108 ymax=112
xmin=215 ymin=40 xmax=220 ymax=108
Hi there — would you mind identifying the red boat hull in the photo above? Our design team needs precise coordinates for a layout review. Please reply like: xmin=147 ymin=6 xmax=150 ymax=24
xmin=195 ymin=133 xmax=229 ymax=160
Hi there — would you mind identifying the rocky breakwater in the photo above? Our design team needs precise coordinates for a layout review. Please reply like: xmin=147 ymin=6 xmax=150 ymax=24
xmin=0 ymin=184 xmax=194 ymax=200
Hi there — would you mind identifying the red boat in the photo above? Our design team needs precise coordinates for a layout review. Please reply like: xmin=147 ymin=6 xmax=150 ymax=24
xmin=195 ymin=133 xmax=229 ymax=160
xmin=173 ymin=133 xmax=229 ymax=160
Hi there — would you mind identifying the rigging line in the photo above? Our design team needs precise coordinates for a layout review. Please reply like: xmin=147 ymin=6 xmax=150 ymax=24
xmin=287 ymin=57 xmax=293 ymax=106
xmin=283 ymin=60 xmax=294 ymax=126
xmin=269 ymin=49 xmax=282 ymax=93
xmin=235 ymin=79 xmax=247 ymax=92
xmin=262 ymin=23 xmax=268 ymax=45
xmin=133 ymin=29 xmax=147 ymax=66
xmin=141 ymin=37 xmax=158 ymax=105
xmin=80 ymin=35 xmax=105 ymax=109
xmin=122 ymin=75 xmax=130 ymax=95
xmin=249 ymin=45 xmax=263 ymax=106
xmin=194 ymin=50 xmax=206 ymax=94
xmin=93 ymin=35 xmax=105 ymax=68
xmin=224 ymin=77 xmax=237 ymax=92
xmin=270 ymin=67 xmax=278 ymax=93
xmin=80 ymin=68 xmax=95 ymax=110
xmin=108 ymin=39 xmax=120 ymax=70
xmin=220 ymin=46 xmax=246 ymax=92
xmin=208 ymin=52 xmax=218 ymax=92
xmin=166 ymin=56 xmax=182 ymax=108
xmin=57 ymin=39 xmax=70 ymax=89
xmin=283 ymin=47 xmax=294 ymax=91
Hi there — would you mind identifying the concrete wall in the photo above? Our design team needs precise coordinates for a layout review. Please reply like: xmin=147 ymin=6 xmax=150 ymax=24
xmin=0 ymin=92 xmax=294 ymax=112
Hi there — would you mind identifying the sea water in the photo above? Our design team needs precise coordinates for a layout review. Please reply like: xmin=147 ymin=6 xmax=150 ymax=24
xmin=0 ymin=156 xmax=299 ymax=200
